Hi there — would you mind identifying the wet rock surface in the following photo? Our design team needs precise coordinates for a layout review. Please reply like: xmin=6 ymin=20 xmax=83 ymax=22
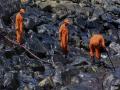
xmin=0 ymin=0 xmax=120 ymax=90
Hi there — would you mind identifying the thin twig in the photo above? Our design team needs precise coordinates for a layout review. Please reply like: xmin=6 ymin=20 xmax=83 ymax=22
xmin=4 ymin=36 xmax=52 ymax=65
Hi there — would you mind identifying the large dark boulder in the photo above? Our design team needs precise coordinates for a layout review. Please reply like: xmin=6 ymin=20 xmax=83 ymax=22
xmin=24 ymin=7 xmax=52 ymax=29
xmin=105 ymin=5 xmax=120 ymax=15
xmin=25 ymin=32 xmax=47 ymax=58
xmin=101 ymin=13 xmax=113 ymax=22
xmin=0 ymin=0 xmax=20 ymax=25
xmin=53 ymin=3 xmax=81 ymax=19
xmin=103 ymin=72 xmax=120 ymax=90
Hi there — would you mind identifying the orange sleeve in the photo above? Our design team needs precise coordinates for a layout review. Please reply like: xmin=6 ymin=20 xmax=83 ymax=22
xmin=15 ymin=15 xmax=19 ymax=30
xmin=101 ymin=36 xmax=106 ymax=48
xmin=66 ymin=29 xmax=68 ymax=44
xmin=59 ymin=25 xmax=63 ymax=40
xmin=19 ymin=17 xmax=23 ymax=32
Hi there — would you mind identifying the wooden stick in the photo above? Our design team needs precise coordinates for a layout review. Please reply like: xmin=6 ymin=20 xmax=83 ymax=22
xmin=4 ymin=36 xmax=52 ymax=65
xmin=106 ymin=51 xmax=115 ymax=72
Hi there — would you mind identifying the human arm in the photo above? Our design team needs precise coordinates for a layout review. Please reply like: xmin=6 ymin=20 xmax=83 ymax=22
xmin=59 ymin=26 xmax=62 ymax=41
xmin=101 ymin=36 xmax=106 ymax=48
xmin=15 ymin=15 xmax=19 ymax=30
